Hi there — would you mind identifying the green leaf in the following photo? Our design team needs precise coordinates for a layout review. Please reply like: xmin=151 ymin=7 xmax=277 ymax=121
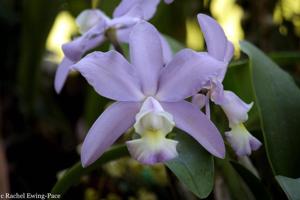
xmin=231 ymin=161 xmax=271 ymax=200
xmin=276 ymin=176 xmax=300 ymax=200
xmin=240 ymin=41 xmax=300 ymax=177
xmin=216 ymin=158 xmax=255 ymax=200
xmin=51 ymin=145 xmax=129 ymax=197
xmin=165 ymin=131 xmax=214 ymax=199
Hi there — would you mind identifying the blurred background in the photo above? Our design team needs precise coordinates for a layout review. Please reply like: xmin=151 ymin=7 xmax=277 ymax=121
xmin=0 ymin=0 xmax=299 ymax=199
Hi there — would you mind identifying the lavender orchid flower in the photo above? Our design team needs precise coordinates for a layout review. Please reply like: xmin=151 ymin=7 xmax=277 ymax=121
xmin=193 ymin=14 xmax=262 ymax=156
xmin=72 ymin=21 xmax=226 ymax=167
xmin=54 ymin=3 xmax=172 ymax=93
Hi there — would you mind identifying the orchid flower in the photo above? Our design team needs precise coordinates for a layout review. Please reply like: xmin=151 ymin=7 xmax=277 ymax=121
xmin=193 ymin=14 xmax=262 ymax=156
xmin=54 ymin=3 xmax=172 ymax=93
xmin=72 ymin=21 xmax=226 ymax=167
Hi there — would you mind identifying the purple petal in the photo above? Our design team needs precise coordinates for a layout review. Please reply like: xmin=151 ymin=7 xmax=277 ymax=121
xmin=224 ymin=41 xmax=234 ymax=63
xmin=62 ymin=23 xmax=106 ymax=61
xmin=197 ymin=14 xmax=233 ymax=62
xmin=209 ymin=79 xmax=225 ymax=105
xmin=81 ymin=101 xmax=141 ymax=167
xmin=126 ymin=138 xmax=178 ymax=164
xmin=113 ymin=0 xmax=160 ymax=20
xmin=162 ymin=101 xmax=225 ymax=158
xmin=76 ymin=9 xmax=109 ymax=34
xmin=54 ymin=57 xmax=74 ymax=93
xmin=160 ymin=34 xmax=173 ymax=64
xmin=225 ymin=124 xmax=262 ymax=156
xmin=156 ymin=49 xmax=225 ymax=101
xmin=116 ymin=27 xmax=132 ymax=43
xmin=129 ymin=22 xmax=164 ymax=95
xmin=72 ymin=51 xmax=144 ymax=101
xmin=219 ymin=91 xmax=253 ymax=127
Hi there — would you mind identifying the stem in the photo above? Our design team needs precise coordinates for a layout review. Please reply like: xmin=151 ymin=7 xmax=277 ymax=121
xmin=106 ymin=28 xmax=124 ymax=55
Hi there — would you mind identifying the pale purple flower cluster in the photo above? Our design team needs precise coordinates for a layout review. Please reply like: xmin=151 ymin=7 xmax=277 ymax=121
xmin=54 ymin=0 xmax=261 ymax=167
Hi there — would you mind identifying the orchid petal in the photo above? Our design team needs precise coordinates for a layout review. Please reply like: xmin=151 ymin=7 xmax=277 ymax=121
xmin=81 ymin=101 xmax=141 ymax=167
xmin=224 ymin=41 xmax=234 ymax=63
xmin=162 ymin=101 xmax=225 ymax=158
xmin=76 ymin=9 xmax=109 ymax=34
xmin=126 ymin=138 xmax=178 ymax=164
xmin=113 ymin=0 xmax=160 ymax=20
xmin=128 ymin=97 xmax=177 ymax=164
xmin=116 ymin=27 xmax=132 ymax=43
xmin=54 ymin=57 xmax=74 ymax=93
xmin=129 ymin=22 xmax=164 ymax=95
xmin=197 ymin=14 xmax=233 ymax=62
xmin=72 ymin=51 xmax=144 ymax=101
xmin=160 ymin=34 xmax=173 ymax=64
xmin=209 ymin=78 xmax=225 ymax=105
xmin=225 ymin=123 xmax=262 ymax=156
xmin=62 ymin=23 xmax=106 ymax=61
xmin=108 ymin=16 xmax=141 ymax=30
xmin=156 ymin=49 xmax=225 ymax=101
xmin=219 ymin=91 xmax=253 ymax=127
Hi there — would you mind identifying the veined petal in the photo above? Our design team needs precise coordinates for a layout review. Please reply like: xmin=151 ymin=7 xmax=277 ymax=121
xmin=128 ymin=97 xmax=177 ymax=164
xmin=81 ymin=102 xmax=141 ymax=167
xmin=129 ymin=22 xmax=164 ymax=95
xmin=62 ymin=23 xmax=106 ymax=61
xmin=225 ymin=123 xmax=262 ymax=156
xmin=156 ymin=49 xmax=225 ymax=101
xmin=219 ymin=91 xmax=253 ymax=127
xmin=54 ymin=57 xmax=74 ymax=93
xmin=197 ymin=14 xmax=233 ymax=62
xmin=72 ymin=51 xmax=144 ymax=101
xmin=113 ymin=0 xmax=160 ymax=20
xmin=162 ymin=101 xmax=225 ymax=158
xmin=76 ymin=9 xmax=110 ymax=34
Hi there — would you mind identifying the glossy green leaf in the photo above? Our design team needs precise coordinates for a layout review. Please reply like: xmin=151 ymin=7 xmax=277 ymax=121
xmin=276 ymin=176 xmax=300 ymax=200
xmin=51 ymin=145 xmax=129 ymax=197
xmin=216 ymin=158 xmax=255 ymax=200
xmin=240 ymin=41 xmax=300 ymax=177
xmin=165 ymin=131 xmax=214 ymax=199
xmin=231 ymin=161 xmax=271 ymax=200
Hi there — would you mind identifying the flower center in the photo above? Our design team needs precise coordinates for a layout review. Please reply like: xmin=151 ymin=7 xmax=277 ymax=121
xmin=126 ymin=97 xmax=178 ymax=164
